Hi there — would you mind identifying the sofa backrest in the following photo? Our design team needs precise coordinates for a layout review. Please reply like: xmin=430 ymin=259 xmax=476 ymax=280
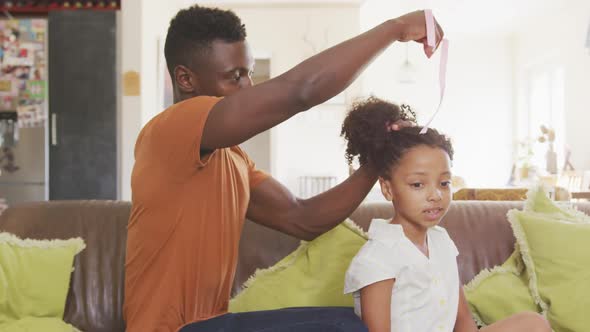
xmin=234 ymin=201 xmax=590 ymax=291
xmin=0 ymin=200 xmax=130 ymax=332
xmin=2 ymin=199 xmax=589 ymax=332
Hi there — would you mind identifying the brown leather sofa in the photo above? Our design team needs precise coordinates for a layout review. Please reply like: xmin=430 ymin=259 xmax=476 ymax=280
xmin=2 ymin=200 xmax=589 ymax=332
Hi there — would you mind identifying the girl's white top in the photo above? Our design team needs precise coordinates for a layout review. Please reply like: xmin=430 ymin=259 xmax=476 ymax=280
xmin=344 ymin=219 xmax=460 ymax=332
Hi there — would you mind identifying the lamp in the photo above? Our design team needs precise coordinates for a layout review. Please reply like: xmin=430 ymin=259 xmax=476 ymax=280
xmin=397 ymin=44 xmax=417 ymax=84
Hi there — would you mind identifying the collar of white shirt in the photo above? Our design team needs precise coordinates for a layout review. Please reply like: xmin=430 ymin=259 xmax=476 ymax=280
xmin=368 ymin=219 xmax=404 ymax=244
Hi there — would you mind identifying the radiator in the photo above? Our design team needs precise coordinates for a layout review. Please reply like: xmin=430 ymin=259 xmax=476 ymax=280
xmin=298 ymin=176 xmax=337 ymax=198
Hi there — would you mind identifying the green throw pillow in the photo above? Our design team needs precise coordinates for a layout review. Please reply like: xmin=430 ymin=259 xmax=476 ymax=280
xmin=0 ymin=232 xmax=85 ymax=330
xmin=464 ymin=250 xmax=539 ymax=326
xmin=0 ymin=317 xmax=81 ymax=332
xmin=229 ymin=220 xmax=367 ymax=312
xmin=525 ymin=186 xmax=590 ymax=221
xmin=509 ymin=210 xmax=590 ymax=332
xmin=464 ymin=186 xmax=586 ymax=326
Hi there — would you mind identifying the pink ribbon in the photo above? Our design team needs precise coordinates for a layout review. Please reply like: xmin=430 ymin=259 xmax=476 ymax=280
xmin=420 ymin=9 xmax=449 ymax=134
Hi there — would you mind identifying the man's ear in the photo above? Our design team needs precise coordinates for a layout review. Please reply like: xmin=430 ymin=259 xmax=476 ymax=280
xmin=174 ymin=65 xmax=199 ymax=94
xmin=379 ymin=177 xmax=394 ymax=201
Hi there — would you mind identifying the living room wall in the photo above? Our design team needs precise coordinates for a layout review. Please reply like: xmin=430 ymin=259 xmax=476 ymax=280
xmin=513 ymin=2 xmax=590 ymax=173
xmin=120 ymin=0 xmax=177 ymax=200
xmin=120 ymin=0 xmax=141 ymax=200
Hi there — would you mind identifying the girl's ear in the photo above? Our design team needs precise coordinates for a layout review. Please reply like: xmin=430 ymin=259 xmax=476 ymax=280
xmin=379 ymin=177 xmax=394 ymax=201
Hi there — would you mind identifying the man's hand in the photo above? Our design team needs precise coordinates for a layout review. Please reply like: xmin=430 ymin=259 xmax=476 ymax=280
xmin=393 ymin=10 xmax=444 ymax=58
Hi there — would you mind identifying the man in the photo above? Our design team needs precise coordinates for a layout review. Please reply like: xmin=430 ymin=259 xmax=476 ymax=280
xmin=124 ymin=4 xmax=443 ymax=332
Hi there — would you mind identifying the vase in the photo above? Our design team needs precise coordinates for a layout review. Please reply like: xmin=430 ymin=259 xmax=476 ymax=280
xmin=546 ymin=143 xmax=558 ymax=174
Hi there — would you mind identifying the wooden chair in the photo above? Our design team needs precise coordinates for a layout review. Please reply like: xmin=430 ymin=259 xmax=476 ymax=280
xmin=558 ymin=171 xmax=590 ymax=200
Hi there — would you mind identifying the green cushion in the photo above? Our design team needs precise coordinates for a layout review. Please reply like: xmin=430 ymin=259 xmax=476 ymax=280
xmin=229 ymin=220 xmax=367 ymax=312
xmin=525 ymin=186 xmax=590 ymax=221
xmin=0 ymin=233 xmax=85 ymax=329
xmin=0 ymin=317 xmax=81 ymax=332
xmin=464 ymin=250 xmax=539 ymax=326
xmin=464 ymin=186 xmax=587 ymax=326
xmin=509 ymin=210 xmax=590 ymax=332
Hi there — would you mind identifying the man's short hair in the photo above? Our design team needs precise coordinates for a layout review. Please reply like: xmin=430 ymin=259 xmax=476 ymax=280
xmin=164 ymin=5 xmax=247 ymax=76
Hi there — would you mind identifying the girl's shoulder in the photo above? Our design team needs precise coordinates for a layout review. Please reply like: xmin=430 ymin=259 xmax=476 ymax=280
xmin=345 ymin=220 xmax=411 ymax=279
xmin=344 ymin=231 xmax=405 ymax=294
xmin=428 ymin=226 xmax=459 ymax=257
xmin=367 ymin=218 xmax=405 ymax=246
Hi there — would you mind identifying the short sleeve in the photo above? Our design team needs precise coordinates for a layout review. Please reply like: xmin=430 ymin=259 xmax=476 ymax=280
xmin=343 ymin=240 xmax=402 ymax=294
xmin=234 ymin=146 xmax=270 ymax=189
xmin=147 ymin=96 xmax=221 ymax=169
xmin=249 ymin=167 xmax=269 ymax=189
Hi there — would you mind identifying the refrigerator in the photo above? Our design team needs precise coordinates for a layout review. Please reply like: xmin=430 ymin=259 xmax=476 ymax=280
xmin=0 ymin=18 xmax=48 ymax=206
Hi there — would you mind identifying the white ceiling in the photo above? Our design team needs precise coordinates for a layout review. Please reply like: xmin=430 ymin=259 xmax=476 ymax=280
xmin=431 ymin=0 xmax=569 ymax=34
xmin=189 ymin=0 xmax=366 ymax=5
xmin=358 ymin=0 xmax=571 ymax=35
xmin=185 ymin=0 xmax=574 ymax=35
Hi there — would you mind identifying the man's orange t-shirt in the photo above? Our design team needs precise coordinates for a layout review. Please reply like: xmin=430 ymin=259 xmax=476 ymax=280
xmin=124 ymin=96 xmax=269 ymax=332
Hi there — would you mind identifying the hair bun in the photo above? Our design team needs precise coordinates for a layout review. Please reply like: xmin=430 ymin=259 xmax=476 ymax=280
xmin=341 ymin=97 xmax=452 ymax=177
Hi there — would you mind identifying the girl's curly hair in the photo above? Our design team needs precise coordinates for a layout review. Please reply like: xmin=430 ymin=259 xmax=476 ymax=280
xmin=341 ymin=97 xmax=454 ymax=178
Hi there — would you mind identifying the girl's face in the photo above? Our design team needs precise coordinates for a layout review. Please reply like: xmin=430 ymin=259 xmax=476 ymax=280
xmin=379 ymin=145 xmax=452 ymax=232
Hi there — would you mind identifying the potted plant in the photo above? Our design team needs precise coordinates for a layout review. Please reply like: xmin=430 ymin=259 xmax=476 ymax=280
xmin=516 ymin=138 xmax=535 ymax=180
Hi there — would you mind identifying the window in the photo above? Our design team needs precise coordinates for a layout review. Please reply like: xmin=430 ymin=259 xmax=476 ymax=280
xmin=518 ymin=64 xmax=565 ymax=171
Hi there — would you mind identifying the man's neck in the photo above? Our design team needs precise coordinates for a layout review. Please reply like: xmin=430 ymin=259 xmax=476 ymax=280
xmin=174 ymin=90 xmax=202 ymax=104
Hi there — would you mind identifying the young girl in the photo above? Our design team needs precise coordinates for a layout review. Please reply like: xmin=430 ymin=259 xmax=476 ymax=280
xmin=341 ymin=97 xmax=551 ymax=332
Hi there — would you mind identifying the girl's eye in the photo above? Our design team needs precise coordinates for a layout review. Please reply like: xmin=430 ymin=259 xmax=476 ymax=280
xmin=411 ymin=183 xmax=423 ymax=189
xmin=441 ymin=181 xmax=451 ymax=187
